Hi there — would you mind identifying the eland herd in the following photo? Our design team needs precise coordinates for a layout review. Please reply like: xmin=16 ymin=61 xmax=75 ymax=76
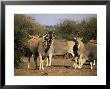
xmin=25 ymin=32 xmax=97 ymax=70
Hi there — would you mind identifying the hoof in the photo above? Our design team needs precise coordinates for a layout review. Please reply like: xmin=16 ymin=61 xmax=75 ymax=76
xmin=39 ymin=67 xmax=41 ymax=70
xmin=72 ymin=64 xmax=78 ymax=69
xmin=91 ymin=68 xmax=93 ymax=70
xmin=78 ymin=65 xmax=82 ymax=69
xmin=48 ymin=64 xmax=51 ymax=66
xmin=39 ymin=67 xmax=44 ymax=70
xmin=46 ymin=64 xmax=48 ymax=67
xmin=32 ymin=67 xmax=38 ymax=70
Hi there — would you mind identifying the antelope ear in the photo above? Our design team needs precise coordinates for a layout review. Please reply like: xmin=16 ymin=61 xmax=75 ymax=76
xmin=74 ymin=37 xmax=76 ymax=40
xmin=81 ymin=37 xmax=83 ymax=40
xmin=73 ymin=37 xmax=76 ymax=42
xmin=52 ymin=32 xmax=56 ymax=38
xmin=28 ymin=35 xmax=32 ymax=39
xmin=43 ymin=34 xmax=46 ymax=39
xmin=29 ymin=35 xmax=31 ymax=37
xmin=43 ymin=35 xmax=45 ymax=39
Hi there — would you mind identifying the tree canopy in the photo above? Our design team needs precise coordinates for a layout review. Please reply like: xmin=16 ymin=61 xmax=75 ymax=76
xmin=55 ymin=17 xmax=97 ymax=42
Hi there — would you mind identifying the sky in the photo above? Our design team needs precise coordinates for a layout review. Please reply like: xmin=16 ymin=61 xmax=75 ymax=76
xmin=26 ymin=14 xmax=96 ymax=26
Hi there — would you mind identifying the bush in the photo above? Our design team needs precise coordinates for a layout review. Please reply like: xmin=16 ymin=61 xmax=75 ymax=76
xmin=55 ymin=17 xmax=97 ymax=42
xmin=14 ymin=14 xmax=44 ymax=68
xmin=14 ymin=28 xmax=27 ymax=67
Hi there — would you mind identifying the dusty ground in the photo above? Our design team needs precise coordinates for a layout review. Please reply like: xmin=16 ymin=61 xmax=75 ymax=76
xmin=14 ymin=56 xmax=97 ymax=76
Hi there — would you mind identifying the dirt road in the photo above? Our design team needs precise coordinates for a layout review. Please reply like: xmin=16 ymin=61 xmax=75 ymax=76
xmin=14 ymin=57 xmax=97 ymax=76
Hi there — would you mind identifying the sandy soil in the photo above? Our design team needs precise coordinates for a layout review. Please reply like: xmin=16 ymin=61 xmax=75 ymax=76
xmin=14 ymin=56 xmax=97 ymax=76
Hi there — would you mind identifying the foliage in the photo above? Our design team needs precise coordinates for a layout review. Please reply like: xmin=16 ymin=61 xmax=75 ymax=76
xmin=14 ymin=14 xmax=43 ymax=67
xmin=55 ymin=19 xmax=78 ymax=40
xmin=78 ymin=17 xmax=97 ymax=42
xmin=55 ymin=17 xmax=97 ymax=42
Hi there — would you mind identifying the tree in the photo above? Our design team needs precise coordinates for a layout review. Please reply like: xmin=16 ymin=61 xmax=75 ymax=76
xmin=56 ymin=19 xmax=78 ymax=40
xmin=79 ymin=17 xmax=97 ymax=43
xmin=14 ymin=14 xmax=44 ymax=67
xmin=55 ymin=17 xmax=97 ymax=42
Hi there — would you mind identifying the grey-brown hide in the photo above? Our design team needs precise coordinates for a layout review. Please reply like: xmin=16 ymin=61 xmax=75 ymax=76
xmin=72 ymin=36 xmax=86 ymax=69
xmin=84 ymin=42 xmax=97 ymax=69
xmin=37 ymin=32 xmax=55 ymax=70
xmin=85 ymin=42 xmax=97 ymax=61
xmin=52 ymin=39 xmax=75 ymax=58
xmin=44 ymin=32 xmax=55 ymax=53
xmin=72 ymin=36 xmax=97 ymax=69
